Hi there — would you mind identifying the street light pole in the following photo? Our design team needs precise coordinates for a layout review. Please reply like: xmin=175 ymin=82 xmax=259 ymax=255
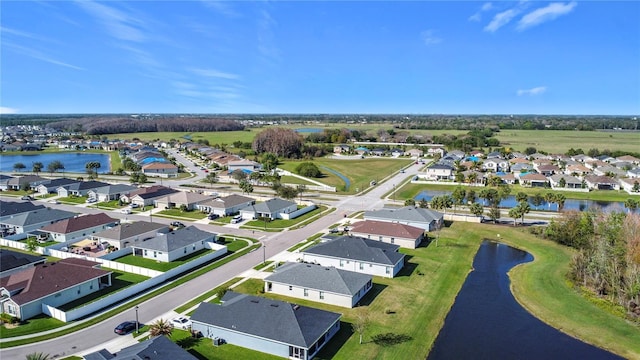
xmin=262 ymin=242 xmax=266 ymax=264
xmin=135 ymin=306 xmax=139 ymax=333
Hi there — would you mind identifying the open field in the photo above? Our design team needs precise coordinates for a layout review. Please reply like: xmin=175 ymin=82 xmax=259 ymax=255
xmin=279 ymin=157 xmax=412 ymax=193
xmin=233 ymin=222 xmax=640 ymax=359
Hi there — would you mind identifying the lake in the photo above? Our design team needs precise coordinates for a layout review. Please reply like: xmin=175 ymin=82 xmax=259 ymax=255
xmin=415 ymin=190 xmax=636 ymax=213
xmin=427 ymin=241 xmax=622 ymax=360
xmin=1 ymin=153 xmax=111 ymax=174
xmin=295 ymin=128 xmax=323 ymax=133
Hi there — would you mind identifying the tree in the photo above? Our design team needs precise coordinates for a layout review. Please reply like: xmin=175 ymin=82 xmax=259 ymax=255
xmin=295 ymin=162 xmax=322 ymax=178
xmin=633 ymin=181 xmax=640 ymax=193
xmin=149 ymin=318 xmax=173 ymax=337
xmin=253 ymin=128 xmax=304 ymax=158
xmin=47 ymin=160 xmax=65 ymax=175
xmin=454 ymin=172 xmax=465 ymax=183
xmin=13 ymin=162 xmax=26 ymax=172
xmin=277 ymin=185 xmax=298 ymax=200
xmin=25 ymin=237 xmax=39 ymax=252
xmin=467 ymin=172 xmax=478 ymax=185
xmin=544 ymin=192 xmax=556 ymax=209
xmin=231 ymin=170 xmax=248 ymax=182
xmin=451 ymin=187 xmax=466 ymax=212
xmin=469 ymin=203 xmax=484 ymax=219
xmin=418 ymin=199 xmax=429 ymax=208
xmin=85 ymin=161 xmax=101 ymax=178
xmin=625 ymin=198 xmax=639 ymax=212
xmin=465 ymin=189 xmax=476 ymax=204
xmin=487 ymin=205 xmax=501 ymax=224
xmin=205 ymin=172 xmax=219 ymax=188
xmin=479 ymin=188 xmax=499 ymax=206
xmin=129 ymin=172 xmax=147 ymax=184
xmin=239 ymin=179 xmax=254 ymax=194
xmin=32 ymin=162 xmax=43 ymax=174
xmin=261 ymin=152 xmax=279 ymax=173
xmin=516 ymin=201 xmax=531 ymax=225
xmin=531 ymin=193 xmax=544 ymax=208
xmin=515 ymin=192 xmax=528 ymax=203
xmin=26 ymin=353 xmax=50 ymax=360
xmin=405 ymin=199 xmax=416 ymax=206
xmin=555 ymin=193 xmax=566 ymax=211
xmin=508 ymin=207 xmax=521 ymax=226
xmin=297 ymin=184 xmax=307 ymax=201
xmin=351 ymin=310 xmax=370 ymax=345
xmin=558 ymin=177 xmax=566 ymax=188
xmin=524 ymin=147 xmax=537 ymax=155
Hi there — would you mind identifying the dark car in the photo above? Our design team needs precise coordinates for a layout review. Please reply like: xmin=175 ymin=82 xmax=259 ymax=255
xmin=170 ymin=221 xmax=185 ymax=228
xmin=208 ymin=213 xmax=219 ymax=220
xmin=114 ymin=321 xmax=137 ymax=335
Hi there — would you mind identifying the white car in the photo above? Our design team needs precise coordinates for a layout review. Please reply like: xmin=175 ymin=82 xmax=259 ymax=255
xmin=170 ymin=316 xmax=192 ymax=330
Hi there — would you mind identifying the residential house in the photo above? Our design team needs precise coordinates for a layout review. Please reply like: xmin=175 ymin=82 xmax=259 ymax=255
xmin=371 ymin=148 xmax=386 ymax=156
xmin=83 ymin=335 xmax=198 ymax=360
xmin=497 ymin=173 xmax=517 ymax=185
xmin=482 ymin=158 xmax=509 ymax=172
xmin=239 ymin=198 xmax=299 ymax=220
xmin=0 ymin=200 xmax=45 ymax=222
xmin=627 ymin=168 xmax=640 ymax=179
xmin=585 ymin=160 xmax=608 ymax=170
xmin=333 ymin=145 xmax=350 ymax=154
xmin=584 ymin=175 xmax=620 ymax=190
xmin=405 ymin=148 xmax=424 ymax=158
xmin=363 ymin=206 xmax=443 ymax=231
xmin=509 ymin=157 xmax=530 ymax=165
xmin=141 ymin=162 xmax=178 ymax=178
xmin=0 ymin=249 xmax=45 ymax=277
xmin=531 ymin=159 xmax=553 ymax=169
xmin=121 ymin=186 xmax=179 ymax=207
xmin=227 ymin=159 xmax=262 ymax=174
xmin=154 ymin=191 xmax=215 ymax=210
xmin=510 ymin=163 xmax=534 ymax=174
xmin=92 ymin=221 xmax=170 ymax=250
xmin=616 ymin=155 xmax=640 ymax=165
xmin=596 ymin=155 xmax=615 ymax=163
xmin=35 ymin=178 xmax=80 ymax=195
xmin=537 ymin=165 xmax=561 ymax=176
xmin=593 ymin=165 xmax=626 ymax=178
xmin=265 ymin=262 xmax=373 ymax=308
xmin=354 ymin=147 xmax=369 ymax=155
xmin=565 ymin=164 xmax=592 ymax=177
xmin=302 ymin=236 xmax=405 ymax=278
xmin=130 ymin=225 xmax=218 ymax=262
xmin=349 ymin=220 xmax=425 ymax=249
xmin=549 ymin=174 xmax=583 ymax=189
xmin=528 ymin=153 xmax=552 ymax=161
xmin=87 ymin=184 xmax=137 ymax=202
xmin=191 ymin=292 xmax=341 ymax=360
xmin=612 ymin=161 xmax=634 ymax=170
xmin=3 ymin=175 xmax=47 ymax=191
xmin=427 ymin=147 xmax=445 ymax=157
xmin=390 ymin=148 xmax=404 ymax=157
xmin=0 ymin=175 xmax=14 ymax=190
xmin=57 ymin=181 xmax=110 ymax=197
xmin=448 ymin=150 xmax=466 ymax=159
xmin=0 ymin=208 xmax=77 ymax=234
xmin=572 ymin=154 xmax=594 ymax=163
xmin=619 ymin=178 xmax=640 ymax=194
xmin=196 ymin=194 xmax=255 ymax=216
xmin=0 ymin=258 xmax=112 ymax=320
xmin=39 ymin=213 xmax=119 ymax=243
xmin=423 ymin=163 xmax=454 ymax=181
xmin=519 ymin=173 xmax=549 ymax=188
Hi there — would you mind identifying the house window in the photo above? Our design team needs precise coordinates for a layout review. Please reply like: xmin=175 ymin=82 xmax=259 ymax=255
xmin=289 ymin=285 xmax=293 ymax=291
xmin=6 ymin=304 xmax=16 ymax=315
xmin=153 ymin=251 xmax=157 ymax=258
xmin=77 ymin=290 xmax=81 ymax=295
xmin=55 ymin=293 xmax=61 ymax=298
xmin=379 ymin=236 xmax=383 ymax=241
xmin=391 ymin=238 xmax=395 ymax=244
xmin=193 ymin=245 xmax=196 ymax=250
xmin=184 ymin=248 xmax=187 ymax=253
xmin=304 ymin=288 xmax=309 ymax=297
xmin=385 ymin=267 xmax=391 ymax=274
xmin=90 ymin=285 xmax=93 ymax=290
xmin=289 ymin=347 xmax=306 ymax=359
xmin=367 ymin=235 xmax=371 ymax=239
xmin=201 ymin=240 xmax=204 ymax=245
xmin=319 ymin=291 xmax=324 ymax=299
xmin=359 ymin=262 xmax=364 ymax=270
xmin=339 ymin=260 xmax=344 ymax=267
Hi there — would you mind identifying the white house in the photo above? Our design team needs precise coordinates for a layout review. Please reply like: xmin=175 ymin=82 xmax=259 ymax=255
xmin=264 ymin=262 xmax=373 ymax=308
xmin=239 ymin=198 xmax=299 ymax=220
xmin=87 ymin=184 xmax=137 ymax=203
xmin=196 ymin=194 xmax=255 ymax=216
xmin=141 ymin=162 xmax=179 ymax=178
xmin=302 ymin=236 xmax=405 ymax=278
xmin=39 ymin=213 xmax=119 ymax=243
xmin=0 ymin=208 xmax=77 ymax=235
xmin=92 ymin=221 xmax=170 ymax=250
xmin=190 ymin=292 xmax=341 ymax=360
xmin=130 ymin=225 xmax=218 ymax=262
xmin=620 ymin=178 xmax=640 ymax=194
xmin=363 ymin=206 xmax=443 ymax=232
xmin=349 ymin=220 xmax=425 ymax=249
xmin=423 ymin=163 xmax=454 ymax=181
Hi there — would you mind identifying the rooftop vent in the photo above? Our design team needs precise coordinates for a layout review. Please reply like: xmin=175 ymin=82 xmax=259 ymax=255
xmin=293 ymin=305 xmax=300 ymax=310
xmin=250 ymin=299 xmax=259 ymax=303
xmin=270 ymin=304 xmax=279 ymax=307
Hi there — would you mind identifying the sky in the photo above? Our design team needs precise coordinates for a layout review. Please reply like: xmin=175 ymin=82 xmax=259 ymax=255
xmin=1 ymin=1 xmax=639 ymax=115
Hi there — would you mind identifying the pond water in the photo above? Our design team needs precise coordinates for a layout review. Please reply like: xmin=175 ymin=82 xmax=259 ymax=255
xmin=415 ymin=190 xmax=636 ymax=213
xmin=295 ymin=128 xmax=323 ymax=133
xmin=427 ymin=241 xmax=622 ymax=360
xmin=320 ymin=166 xmax=350 ymax=190
xmin=1 ymin=153 xmax=111 ymax=173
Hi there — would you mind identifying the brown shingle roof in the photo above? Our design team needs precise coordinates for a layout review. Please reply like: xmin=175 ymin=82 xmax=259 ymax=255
xmin=40 ymin=213 xmax=117 ymax=234
xmin=350 ymin=220 xmax=424 ymax=239
xmin=0 ymin=258 xmax=111 ymax=305
xmin=142 ymin=162 xmax=178 ymax=170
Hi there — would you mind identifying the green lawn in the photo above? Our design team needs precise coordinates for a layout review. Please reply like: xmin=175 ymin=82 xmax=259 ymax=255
xmin=279 ymin=158 xmax=413 ymax=193
xmin=493 ymin=129 xmax=640 ymax=154
xmin=155 ymin=208 xmax=207 ymax=220
xmin=57 ymin=195 xmax=87 ymax=204
xmin=253 ymin=260 xmax=273 ymax=271
xmin=114 ymin=249 xmax=213 ymax=272
xmin=177 ymin=278 xmax=244 ymax=314
xmin=169 ymin=329 xmax=283 ymax=360
xmin=57 ymin=270 xmax=149 ymax=311
xmin=280 ymin=175 xmax=316 ymax=185
xmin=93 ymin=199 xmax=125 ymax=209
xmin=243 ymin=206 xmax=327 ymax=230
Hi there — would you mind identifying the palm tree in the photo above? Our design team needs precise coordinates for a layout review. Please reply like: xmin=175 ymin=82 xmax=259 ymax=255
xmin=26 ymin=353 xmax=50 ymax=360
xmin=508 ymin=207 xmax=521 ymax=226
xmin=469 ymin=203 xmax=484 ymax=220
xmin=555 ymin=193 xmax=566 ymax=211
xmin=85 ymin=161 xmax=101 ymax=178
xmin=205 ymin=172 xmax=219 ymax=188
xmin=625 ymin=198 xmax=639 ymax=213
xmin=13 ymin=162 xmax=26 ymax=172
xmin=515 ymin=192 xmax=528 ymax=203
xmin=149 ymin=318 xmax=173 ymax=337
xmin=32 ymin=162 xmax=43 ymax=174
xmin=516 ymin=201 xmax=531 ymax=225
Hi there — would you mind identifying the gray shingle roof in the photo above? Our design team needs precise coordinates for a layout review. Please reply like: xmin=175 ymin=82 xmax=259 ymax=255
xmin=0 ymin=200 xmax=45 ymax=218
xmin=200 ymin=194 xmax=254 ymax=209
xmin=135 ymin=225 xmax=215 ymax=252
xmin=265 ymin=262 xmax=372 ymax=296
xmin=93 ymin=221 xmax=168 ymax=241
xmin=84 ymin=334 xmax=197 ymax=360
xmin=191 ymin=292 xmax=341 ymax=348
xmin=66 ymin=181 xmax=110 ymax=191
xmin=251 ymin=198 xmax=296 ymax=213
xmin=1 ymin=208 xmax=77 ymax=227
xmin=364 ymin=206 xmax=443 ymax=224
xmin=303 ymin=236 xmax=405 ymax=266
xmin=91 ymin=184 xmax=137 ymax=196
xmin=0 ymin=249 xmax=45 ymax=273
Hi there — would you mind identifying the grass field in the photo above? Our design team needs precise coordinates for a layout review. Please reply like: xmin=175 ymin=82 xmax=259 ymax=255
xmin=279 ymin=158 xmax=412 ymax=193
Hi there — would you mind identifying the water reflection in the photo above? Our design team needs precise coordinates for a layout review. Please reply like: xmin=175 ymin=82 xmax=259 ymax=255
xmin=427 ymin=241 xmax=622 ymax=360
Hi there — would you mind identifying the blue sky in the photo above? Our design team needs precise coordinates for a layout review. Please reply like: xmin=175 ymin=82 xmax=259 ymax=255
xmin=1 ymin=1 xmax=638 ymax=115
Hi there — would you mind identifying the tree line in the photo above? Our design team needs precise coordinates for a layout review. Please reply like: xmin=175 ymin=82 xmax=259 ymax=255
xmin=46 ymin=116 xmax=244 ymax=135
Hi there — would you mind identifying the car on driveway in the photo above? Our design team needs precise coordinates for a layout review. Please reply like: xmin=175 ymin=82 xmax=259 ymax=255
xmin=208 ymin=213 xmax=219 ymax=220
xmin=170 ymin=316 xmax=192 ymax=330
xmin=114 ymin=321 xmax=137 ymax=335
xmin=171 ymin=221 xmax=185 ymax=228
xmin=48 ymin=199 xmax=60 ymax=204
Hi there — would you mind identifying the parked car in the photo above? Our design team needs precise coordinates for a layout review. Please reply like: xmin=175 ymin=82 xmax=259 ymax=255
xmin=48 ymin=199 xmax=60 ymax=204
xmin=230 ymin=215 xmax=243 ymax=224
xmin=171 ymin=221 xmax=185 ymax=228
xmin=21 ymin=195 xmax=34 ymax=200
xmin=208 ymin=213 xmax=219 ymax=220
xmin=114 ymin=321 xmax=137 ymax=335
xmin=86 ymin=198 xmax=97 ymax=203
xmin=170 ymin=316 xmax=192 ymax=330
xmin=129 ymin=203 xmax=139 ymax=208
xmin=121 ymin=208 xmax=132 ymax=214
xmin=329 ymin=228 xmax=340 ymax=234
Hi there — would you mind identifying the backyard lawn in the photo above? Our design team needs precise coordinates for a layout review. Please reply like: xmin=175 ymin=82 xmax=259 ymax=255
xmin=114 ymin=249 xmax=213 ymax=272
xmin=169 ymin=329 xmax=283 ymax=360
xmin=57 ymin=270 xmax=149 ymax=311
xmin=155 ymin=208 xmax=207 ymax=220
xmin=279 ymin=157 xmax=413 ymax=193
xmin=243 ymin=206 xmax=327 ymax=230
xmin=57 ymin=195 xmax=87 ymax=204
xmin=93 ymin=199 xmax=124 ymax=209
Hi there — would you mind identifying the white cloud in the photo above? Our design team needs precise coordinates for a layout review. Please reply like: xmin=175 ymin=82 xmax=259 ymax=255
xmin=0 ymin=107 xmax=19 ymax=114
xmin=469 ymin=2 xmax=493 ymax=22
xmin=517 ymin=2 xmax=577 ymax=31
xmin=484 ymin=8 xmax=521 ymax=32
xmin=517 ymin=86 xmax=547 ymax=96
xmin=189 ymin=68 xmax=239 ymax=80
xmin=482 ymin=2 xmax=493 ymax=11
xmin=200 ymin=0 xmax=240 ymax=17
xmin=421 ymin=30 xmax=442 ymax=46
xmin=4 ymin=42 xmax=85 ymax=70
xmin=75 ymin=0 xmax=147 ymax=42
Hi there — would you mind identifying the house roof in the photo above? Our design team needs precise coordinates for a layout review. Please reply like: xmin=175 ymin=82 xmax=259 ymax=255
xmin=350 ymin=220 xmax=424 ymax=239
xmin=93 ymin=221 xmax=168 ymax=241
xmin=84 ymin=335 xmax=198 ymax=360
xmin=303 ymin=235 xmax=405 ymax=266
xmin=155 ymin=191 xmax=214 ymax=205
xmin=566 ymin=164 xmax=591 ymax=173
xmin=364 ymin=206 xmax=443 ymax=225
xmin=90 ymin=184 xmax=137 ymax=196
xmin=549 ymin=174 xmax=582 ymax=184
xmin=7 ymin=175 xmax=47 ymax=186
xmin=249 ymin=198 xmax=296 ymax=214
xmin=199 ymin=194 xmax=254 ymax=209
xmin=133 ymin=187 xmax=179 ymax=200
xmin=133 ymin=225 xmax=215 ymax=252
xmin=38 ymin=178 xmax=80 ymax=190
xmin=537 ymin=165 xmax=560 ymax=172
xmin=0 ymin=200 xmax=45 ymax=218
xmin=265 ymin=262 xmax=372 ymax=296
xmin=40 ymin=213 xmax=118 ymax=234
xmin=228 ymin=159 xmax=260 ymax=166
xmin=0 ymin=249 xmax=45 ymax=274
xmin=142 ymin=162 xmax=178 ymax=170
xmin=520 ymin=173 xmax=548 ymax=182
xmin=64 ymin=181 xmax=111 ymax=192
xmin=585 ymin=175 xmax=617 ymax=185
xmin=617 ymin=155 xmax=640 ymax=163
xmin=191 ymin=292 xmax=341 ymax=349
xmin=0 ymin=258 xmax=110 ymax=306
xmin=427 ymin=163 xmax=454 ymax=171
xmin=1 ymin=208 xmax=77 ymax=227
